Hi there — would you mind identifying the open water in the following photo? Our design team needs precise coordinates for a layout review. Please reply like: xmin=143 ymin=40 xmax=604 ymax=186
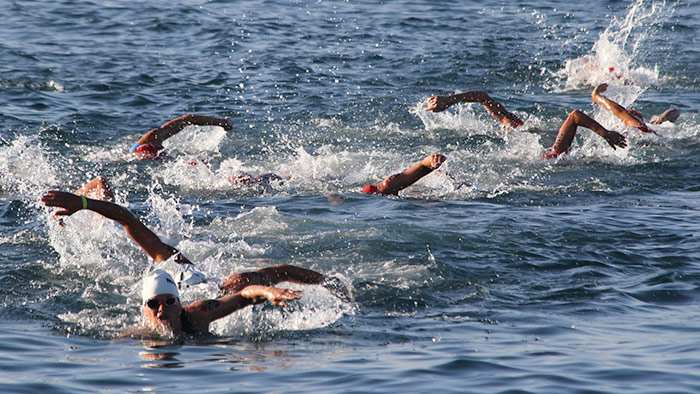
xmin=1 ymin=0 xmax=699 ymax=392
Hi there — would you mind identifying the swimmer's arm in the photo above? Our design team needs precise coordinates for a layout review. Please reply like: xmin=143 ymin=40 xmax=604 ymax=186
xmin=220 ymin=265 xmax=324 ymax=294
xmin=591 ymin=84 xmax=646 ymax=129
xmin=184 ymin=286 xmax=302 ymax=327
xmin=256 ymin=264 xmax=325 ymax=286
xmin=41 ymin=191 xmax=191 ymax=264
xmin=651 ymin=108 xmax=681 ymax=125
xmin=425 ymin=91 xmax=484 ymax=112
xmin=426 ymin=91 xmax=522 ymax=129
xmin=220 ymin=265 xmax=351 ymax=302
xmin=377 ymin=154 xmax=445 ymax=195
xmin=136 ymin=114 xmax=233 ymax=145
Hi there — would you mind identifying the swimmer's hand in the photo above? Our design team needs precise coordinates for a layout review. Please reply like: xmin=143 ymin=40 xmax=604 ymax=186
xmin=425 ymin=95 xmax=453 ymax=112
xmin=592 ymin=83 xmax=608 ymax=96
xmin=604 ymin=130 xmax=627 ymax=150
xmin=321 ymin=276 xmax=352 ymax=303
xmin=421 ymin=154 xmax=446 ymax=170
xmin=223 ymin=118 xmax=233 ymax=131
xmin=241 ymin=285 xmax=302 ymax=308
xmin=41 ymin=191 xmax=84 ymax=217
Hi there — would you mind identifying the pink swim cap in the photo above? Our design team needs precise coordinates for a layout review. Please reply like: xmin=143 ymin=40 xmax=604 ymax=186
xmin=362 ymin=184 xmax=380 ymax=194
xmin=541 ymin=152 xmax=560 ymax=159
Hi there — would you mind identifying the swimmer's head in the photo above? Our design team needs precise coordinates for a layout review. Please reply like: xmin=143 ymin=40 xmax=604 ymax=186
xmin=142 ymin=270 xmax=179 ymax=304
xmin=227 ymin=171 xmax=255 ymax=185
xmin=142 ymin=270 xmax=182 ymax=332
xmin=129 ymin=143 xmax=163 ymax=160
xmin=187 ymin=157 xmax=208 ymax=167
xmin=362 ymin=184 xmax=381 ymax=194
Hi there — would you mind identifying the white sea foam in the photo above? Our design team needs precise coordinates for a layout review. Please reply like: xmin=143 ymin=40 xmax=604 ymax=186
xmin=552 ymin=0 xmax=674 ymax=91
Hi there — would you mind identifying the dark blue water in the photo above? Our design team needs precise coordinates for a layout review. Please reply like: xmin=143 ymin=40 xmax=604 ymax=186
xmin=2 ymin=0 xmax=700 ymax=392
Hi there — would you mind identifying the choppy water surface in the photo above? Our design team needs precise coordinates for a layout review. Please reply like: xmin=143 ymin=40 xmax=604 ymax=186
xmin=2 ymin=0 xmax=699 ymax=392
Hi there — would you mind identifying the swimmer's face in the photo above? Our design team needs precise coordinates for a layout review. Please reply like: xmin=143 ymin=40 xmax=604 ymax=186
xmin=143 ymin=294 xmax=182 ymax=332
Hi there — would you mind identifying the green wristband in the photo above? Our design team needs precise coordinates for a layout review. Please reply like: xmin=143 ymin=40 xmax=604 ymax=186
xmin=80 ymin=195 xmax=88 ymax=210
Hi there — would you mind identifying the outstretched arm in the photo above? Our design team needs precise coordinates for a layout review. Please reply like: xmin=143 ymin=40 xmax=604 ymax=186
xmin=425 ymin=91 xmax=523 ymax=129
xmin=183 ymin=285 xmax=302 ymax=330
xmin=544 ymin=109 xmax=627 ymax=158
xmin=591 ymin=84 xmax=652 ymax=133
xmin=376 ymin=154 xmax=446 ymax=196
xmin=136 ymin=114 xmax=233 ymax=146
xmin=220 ymin=264 xmax=350 ymax=301
xmin=221 ymin=264 xmax=324 ymax=293
xmin=41 ymin=191 xmax=192 ymax=265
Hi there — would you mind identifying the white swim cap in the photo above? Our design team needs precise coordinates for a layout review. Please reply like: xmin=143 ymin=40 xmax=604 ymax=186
xmin=141 ymin=270 xmax=179 ymax=304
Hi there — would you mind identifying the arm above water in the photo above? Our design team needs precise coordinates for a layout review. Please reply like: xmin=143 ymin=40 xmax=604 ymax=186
xmin=591 ymin=84 xmax=652 ymax=133
xmin=220 ymin=264 xmax=350 ymax=301
xmin=545 ymin=109 xmax=627 ymax=158
xmin=136 ymin=114 xmax=233 ymax=146
xmin=41 ymin=191 xmax=192 ymax=265
xmin=650 ymin=108 xmax=681 ymax=125
xmin=182 ymin=285 xmax=302 ymax=330
xmin=425 ymin=90 xmax=523 ymax=129
xmin=377 ymin=154 xmax=446 ymax=195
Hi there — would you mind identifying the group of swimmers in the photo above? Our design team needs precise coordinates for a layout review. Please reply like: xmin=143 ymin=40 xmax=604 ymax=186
xmin=41 ymin=83 xmax=680 ymax=338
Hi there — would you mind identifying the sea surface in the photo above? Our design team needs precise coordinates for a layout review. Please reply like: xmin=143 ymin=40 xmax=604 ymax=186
xmin=1 ymin=0 xmax=699 ymax=392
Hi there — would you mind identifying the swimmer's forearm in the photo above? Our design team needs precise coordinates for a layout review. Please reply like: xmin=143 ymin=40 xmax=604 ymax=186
xmin=137 ymin=114 xmax=232 ymax=145
xmin=189 ymin=291 xmax=261 ymax=323
xmin=591 ymin=90 xmax=615 ymax=110
xmin=378 ymin=154 xmax=444 ymax=195
xmin=84 ymin=198 xmax=180 ymax=263
xmin=379 ymin=165 xmax=433 ymax=195
xmin=256 ymin=264 xmax=325 ymax=285
xmin=450 ymin=91 xmax=489 ymax=105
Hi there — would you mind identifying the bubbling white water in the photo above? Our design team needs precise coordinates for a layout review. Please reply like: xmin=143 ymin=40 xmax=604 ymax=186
xmin=553 ymin=0 xmax=674 ymax=91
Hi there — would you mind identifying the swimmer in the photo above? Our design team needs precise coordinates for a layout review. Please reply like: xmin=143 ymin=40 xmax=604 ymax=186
xmin=363 ymin=154 xmax=446 ymax=195
xmin=425 ymin=91 xmax=524 ymax=130
xmin=227 ymin=171 xmax=283 ymax=186
xmin=425 ymin=90 xmax=626 ymax=158
xmin=186 ymin=158 xmax=284 ymax=188
xmin=591 ymin=84 xmax=681 ymax=133
xmin=40 ymin=189 xmax=348 ymax=337
xmin=129 ymin=114 xmax=233 ymax=160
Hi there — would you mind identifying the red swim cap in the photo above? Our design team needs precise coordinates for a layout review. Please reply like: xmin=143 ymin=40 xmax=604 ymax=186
xmin=362 ymin=184 xmax=380 ymax=194
xmin=130 ymin=143 xmax=161 ymax=159
xmin=187 ymin=157 xmax=208 ymax=166
xmin=228 ymin=171 xmax=255 ymax=185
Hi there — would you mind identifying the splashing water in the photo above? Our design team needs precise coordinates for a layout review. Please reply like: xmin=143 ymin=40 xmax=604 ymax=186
xmin=554 ymin=0 xmax=674 ymax=91
xmin=0 ymin=135 xmax=58 ymax=201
